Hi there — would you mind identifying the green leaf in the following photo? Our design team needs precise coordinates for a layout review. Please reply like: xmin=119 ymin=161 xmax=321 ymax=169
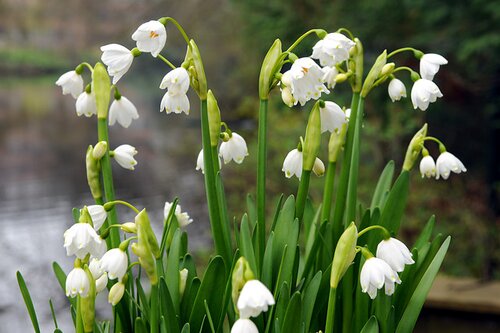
xmin=281 ymin=292 xmax=302 ymax=333
xmin=182 ymin=277 xmax=200 ymax=323
xmin=270 ymin=194 xmax=285 ymax=232
xmin=136 ymin=278 xmax=150 ymax=320
xmin=353 ymin=256 xmax=370 ymax=333
xmin=134 ymin=317 xmax=148 ymax=333
xmin=181 ymin=323 xmax=190 ymax=333
xmin=166 ymin=228 xmax=183 ymax=316
xmin=17 ymin=271 xmax=41 ymax=333
xmin=379 ymin=170 xmax=410 ymax=234
xmin=413 ymin=216 xmax=435 ymax=250
xmin=246 ymin=194 xmax=257 ymax=230
xmin=159 ymin=278 xmax=180 ymax=333
xmin=189 ymin=256 xmax=226 ymax=333
xmin=261 ymin=232 xmax=274 ymax=288
xmin=302 ymin=271 xmax=322 ymax=333
xmin=360 ymin=316 xmax=379 ymax=333
xmin=274 ymin=282 xmax=290 ymax=326
xmin=370 ymin=161 xmax=395 ymax=212
xmin=396 ymin=236 xmax=451 ymax=333
xmin=239 ymin=214 xmax=258 ymax=275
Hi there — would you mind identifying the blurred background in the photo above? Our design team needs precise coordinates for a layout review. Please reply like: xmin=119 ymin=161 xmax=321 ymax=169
xmin=0 ymin=0 xmax=498 ymax=332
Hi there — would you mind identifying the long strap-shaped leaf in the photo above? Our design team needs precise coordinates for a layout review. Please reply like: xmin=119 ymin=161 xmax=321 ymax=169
xmin=17 ymin=271 xmax=41 ymax=333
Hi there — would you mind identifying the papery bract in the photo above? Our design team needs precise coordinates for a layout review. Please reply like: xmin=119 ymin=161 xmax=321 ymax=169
xmin=100 ymin=44 xmax=134 ymax=84
xmin=131 ymin=20 xmax=167 ymax=57
xmin=109 ymin=96 xmax=139 ymax=128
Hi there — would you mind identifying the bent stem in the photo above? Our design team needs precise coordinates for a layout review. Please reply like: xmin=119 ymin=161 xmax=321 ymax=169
xmin=256 ymin=98 xmax=268 ymax=268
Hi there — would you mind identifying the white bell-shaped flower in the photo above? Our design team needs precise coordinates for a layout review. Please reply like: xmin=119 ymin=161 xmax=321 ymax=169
xmin=282 ymin=148 xmax=303 ymax=179
xmin=411 ymin=79 xmax=443 ymax=111
xmin=322 ymin=66 xmax=338 ymax=90
xmin=237 ymin=280 xmax=275 ymax=319
xmin=89 ymin=257 xmax=108 ymax=293
xmin=320 ymin=101 xmax=347 ymax=133
xmin=65 ymin=267 xmax=90 ymax=298
xmin=312 ymin=157 xmax=325 ymax=177
xmin=160 ymin=68 xmax=190 ymax=95
xmin=282 ymin=57 xmax=329 ymax=106
xmin=231 ymin=319 xmax=259 ymax=333
xmin=100 ymin=44 xmax=134 ymax=84
xmin=100 ymin=248 xmax=128 ymax=280
xmin=219 ymin=132 xmax=249 ymax=164
xmin=419 ymin=155 xmax=436 ymax=178
xmin=108 ymin=281 xmax=125 ymax=306
xmin=435 ymin=151 xmax=466 ymax=180
xmin=87 ymin=205 xmax=107 ymax=230
xmin=311 ymin=32 xmax=355 ymax=67
xmin=109 ymin=96 xmax=139 ymax=128
xmin=131 ymin=20 xmax=167 ymax=57
xmin=388 ymin=78 xmax=407 ymax=102
xmin=75 ymin=91 xmax=97 ymax=117
xmin=360 ymin=257 xmax=401 ymax=299
xmin=112 ymin=144 xmax=138 ymax=170
xmin=64 ymin=223 xmax=105 ymax=259
xmin=164 ymin=201 xmax=193 ymax=227
xmin=56 ymin=70 xmax=84 ymax=99
xmin=376 ymin=238 xmax=415 ymax=273
xmin=420 ymin=53 xmax=448 ymax=81
xmin=160 ymin=91 xmax=190 ymax=114
xmin=196 ymin=149 xmax=221 ymax=174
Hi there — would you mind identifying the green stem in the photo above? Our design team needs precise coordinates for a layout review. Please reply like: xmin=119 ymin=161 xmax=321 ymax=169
xmin=76 ymin=296 xmax=84 ymax=333
xmin=321 ymin=161 xmax=337 ymax=223
xmin=200 ymin=99 xmax=231 ymax=264
xmin=97 ymin=118 xmax=120 ymax=248
xmin=150 ymin=283 xmax=159 ymax=333
xmin=357 ymin=225 xmax=390 ymax=238
xmin=105 ymin=200 xmax=140 ymax=214
xmin=332 ymin=92 xmax=360 ymax=243
xmin=157 ymin=54 xmax=176 ymax=70
xmin=286 ymin=29 xmax=325 ymax=53
xmin=160 ymin=17 xmax=190 ymax=44
xmin=296 ymin=170 xmax=311 ymax=221
xmin=324 ymin=287 xmax=337 ymax=333
xmin=387 ymin=47 xmax=421 ymax=59
xmin=256 ymin=98 xmax=268 ymax=269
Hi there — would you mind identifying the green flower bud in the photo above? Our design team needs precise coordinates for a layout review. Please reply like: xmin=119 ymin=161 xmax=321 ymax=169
xmin=259 ymin=39 xmax=283 ymax=99
xmin=85 ymin=145 xmax=102 ymax=201
xmin=352 ymin=38 xmax=364 ymax=93
xmin=302 ymin=101 xmax=322 ymax=171
xmin=231 ymin=257 xmax=255 ymax=311
xmin=80 ymin=266 xmax=96 ymax=332
xmin=330 ymin=222 xmax=358 ymax=288
xmin=186 ymin=40 xmax=207 ymax=100
xmin=179 ymin=268 xmax=188 ymax=299
xmin=402 ymin=123 xmax=428 ymax=171
xmin=207 ymin=90 xmax=222 ymax=147
xmin=132 ymin=209 xmax=159 ymax=285
xmin=380 ymin=62 xmax=395 ymax=77
xmin=92 ymin=141 xmax=108 ymax=160
xmin=120 ymin=222 xmax=137 ymax=233
xmin=361 ymin=50 xmax=387 ymax=97
xmin=334 ymin=73 xmax=350 ymax=83
xmin=328 ymin=123 xmax=348 ymax=162
xmin=92 ymin=62 xmax=111 ymax=119
xmin=108 ymin=281 xmax=125 ymax=306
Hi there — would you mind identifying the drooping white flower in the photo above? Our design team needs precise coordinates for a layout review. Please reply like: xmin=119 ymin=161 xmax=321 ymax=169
xmin=376 ymin=238 xmax=415 ymax=273
xmin=87 ymin=205 xmax=107 ymax=230
xmin=108 ymin=281 xmax=125 ymax=306
xmin=75 ymin=91 xmax=97 ymax=117
xmin=281 ymin=57 xmax=329 ymax=106
xmin=219 ymin=132 xmax=249 ymax=164
xmin=282 ymin=149 xmax=324 ymax=179
xmin=112 ymin=144 xmax=138 ymax=170
xmin=100 ymin=248 xmax=128 ymax=280
xmin=388 ymin=78 xmax=407 ymax=102
xmin=164 ymin=201 xmax=193 ymax=227
xmin=435 ymin=151 xmax=467 ymax=180
xmin=160 ymin=68 xmax=190 ymax=95
xmin=419 ymin=155 xmax=436 ymax=178
xmin=56 ymin=70 xmax=84 ymax=98
xmin=64 ymin=223 xmax=105 ymax=259
xmin=360 ymin=257 xmax=401 ymax=299
xmin=231 ymin=319 xmax=259 ymax=333
xmin=131 ymin=20 xmax=167 ymax=57
xmin=196 ymin=149 xmax=221 ymax=174
xmin=311 ymin=32 xmax=356 ymax=67
xmin=420 ymin=53 xmax=448 ymax=81
xmin=179 ymin=268 xmax=188 ymax=298
xmin=322 ymin=66 xmax=338 ymax=89
xmin=411 ymin=79 xmax=443 ymax=111
xmin=109 ymin=96 xmax=139 ymax=128
xmin=89 ymin=257 xmax=108 ymax=293
xmin=237 ymin=280 xmax=275 ymax=319
xmin=100 ymin=44 xmax=134 ymax=84
xmin=65 ymin=267 xmax=90 ymax=298
xmin=160 ymin=92 xmax=190 ymax=114
xmin=320 ymin=101 xmax=347 ymax=133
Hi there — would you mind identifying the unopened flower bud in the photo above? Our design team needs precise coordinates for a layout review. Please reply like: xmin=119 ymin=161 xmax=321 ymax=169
xmin=302 ymin=101 xmax=322 ymax=171
xmin=108 ymin=281 xmax=125 ymax=306
xmin=334 ymin=73 xmax=349 ymax=83
xmin=207 ymin=90 xmax=222 ymax=147
xmin=179 ymin=268 xmax=188 ymax=298
xmin=402 ymin=124 xmax=428 ymax=171
xmin=380 ymin=62 xmax=395 ymax=77
xmin=132 ymin=209 xmax=159 ymax=284
xmin=92 ymin=62 xmax=111 ymax=119
xmin=186 ymin=40 xmax=207 ymax=100
xmin=361 ymin=50 xmax=387 ymax=97
xmin=330 ymin=222 xmax=358 ymax=288
xmin=92 ymin=141 xmax=108 ymax=160
xmin=86 ymin=145 xmax=102 ymax=200
xmin=121 ymin=222 xmax=137 ymax=233
xmin=312 ymin=158 xmax=325 ymax=177
xmin=259 ymin=39 xmax=283 ymax=99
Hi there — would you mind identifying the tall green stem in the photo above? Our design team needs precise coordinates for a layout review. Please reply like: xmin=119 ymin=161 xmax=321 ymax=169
xmin=296 ymin=170 xmax=311 ymax=221
xmin=256 ymin=98 xmax=268 ymax=268
xmin=97 ymin=118 xmax=120 ymax=248
xmin=321 ymin=161 xmax=337 ymax=223
xmin=200 ymin=99 xmax=231 ymax=264
xmin=150 ymin=283 xmax=159 ymax=333
xmin=325 ymin=287 xmax=337 ymax=333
